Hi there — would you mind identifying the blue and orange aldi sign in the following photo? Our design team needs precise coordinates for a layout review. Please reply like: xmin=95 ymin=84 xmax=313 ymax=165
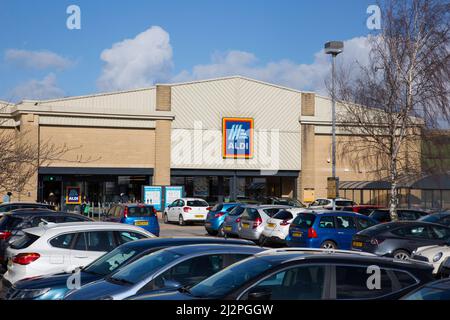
xmin=222 ymin=118 xmax=254 ymax=159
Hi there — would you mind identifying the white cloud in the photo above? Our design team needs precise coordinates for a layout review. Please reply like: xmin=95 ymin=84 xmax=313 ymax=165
xmin=10 ymin=73 xmax=65 ymax=101
xmin=173 ymin=36 xmax=372 ymax=95
xmin=97 ymin=26 xmax=173 ymax=91
xmin=5 ymin=49 xmax=73 ymax=70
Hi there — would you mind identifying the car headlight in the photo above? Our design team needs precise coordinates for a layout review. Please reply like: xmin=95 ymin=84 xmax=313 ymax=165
xmin=433 ymin=252 xmax=443 ymax=262
xmin=13 ymin=288 xmax=51 ymax=300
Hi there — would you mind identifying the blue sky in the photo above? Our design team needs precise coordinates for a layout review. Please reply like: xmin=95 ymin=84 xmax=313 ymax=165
xmin=0 ymin=0 xmax=375 ymax=101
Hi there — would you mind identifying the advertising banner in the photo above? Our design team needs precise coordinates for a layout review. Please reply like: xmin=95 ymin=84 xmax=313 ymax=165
xmin=143 ymin=186 xmax=163 ymax=211
xmin=66 ymin=186 xmax=81 ymax=205
xmin=164 ymin=186 xmax=184 ymax=208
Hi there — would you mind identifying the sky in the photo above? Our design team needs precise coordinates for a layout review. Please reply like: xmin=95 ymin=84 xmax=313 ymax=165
xmin=0 ymin=0 xmax=377 ymax=102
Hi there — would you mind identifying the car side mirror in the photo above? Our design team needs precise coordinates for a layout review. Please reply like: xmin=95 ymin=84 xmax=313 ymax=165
xmin=247 ymin=288 xmax=272 ymax=300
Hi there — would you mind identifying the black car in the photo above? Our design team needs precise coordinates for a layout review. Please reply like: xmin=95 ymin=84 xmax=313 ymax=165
xmin=352 ymin=221 xmax=450 ymax=260
xmin=418 ymin=211 xmax=450 ymax=227
xmin=0 ymin=203 xmax=55 ymax=216
xmin=127 ymin=248 xmax=434 ymax=300
xmin=0 ymin=209 xmax=92 ymax=269
xmin=2 ymin=237 xmax=256 ymax=300
xmin=402 ymin=278 xmax=450 ymax=300
xmin=369 ymin=209 xmax=429 ymax=223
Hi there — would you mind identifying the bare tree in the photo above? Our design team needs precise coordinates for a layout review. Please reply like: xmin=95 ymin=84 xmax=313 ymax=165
xmin=335 ymin=0 xmax=449 ymax=220
xmin=0 ymin=101 xmax=98 ymax=200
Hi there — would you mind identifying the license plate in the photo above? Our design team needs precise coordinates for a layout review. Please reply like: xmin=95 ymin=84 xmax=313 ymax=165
xmin=195 ymin=215 xmax=204 ymax=218
xmin=224 ymin=226 xmax=232 ymax=231
xmin=242 ymin=223 xmax=250 ymax=229
xmin=135 ymin=221 xmax=149 ymax=226
xmin=292 ymin=232 xmax=302 ymax=237
xmin=352 ymin=241 xmax=363 ymax=248
xmin=267 ymin=223 xmax=276 ymax=228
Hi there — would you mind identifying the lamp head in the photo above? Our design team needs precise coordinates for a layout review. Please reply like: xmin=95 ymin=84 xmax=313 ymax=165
xmin=324 ymin=41 xmax=344 ymax=56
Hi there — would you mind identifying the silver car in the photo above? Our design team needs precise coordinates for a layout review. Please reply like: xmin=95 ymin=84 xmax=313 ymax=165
xmin=222 ymin=205 xmax=246 ymax=237
xmin=237 ymin=205 xmax=292 ymax=243
xmin=63 ymin=243 xmax=264 ymax=300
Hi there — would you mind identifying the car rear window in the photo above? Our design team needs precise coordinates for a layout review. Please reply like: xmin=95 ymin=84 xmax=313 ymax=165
xmin=211 ymin=204 xmax=224 ymax=211
xmin=10 ymin=233 xmax=40 ymax=250
xmin=272 ymin=210 xmax=294 ymax=220
xmin=187 ymin=200 xmax=209 ymax=207
xmin=228 ymin=206 xmax=245 ymax=216
xmin=263 ymin=208 xmax=282 ymax=217
xmin=0 ymin=216 xmax=24 ymax=230
xmin=241 ymin=208 xmax=260 ymax=220
xmin=292 ymin=213 xmax=316 ymax=228
xmin=335 ymin=201 xmax=355 ymax=207
xmin=127 ymin=206 xmax=155 ymax=217
xmin=370 ymin=210 xmax=389 ymax=221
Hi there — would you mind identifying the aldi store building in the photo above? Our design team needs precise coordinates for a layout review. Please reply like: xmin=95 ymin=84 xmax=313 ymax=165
xmin=1 ymin=76 xmax=376 ymax=208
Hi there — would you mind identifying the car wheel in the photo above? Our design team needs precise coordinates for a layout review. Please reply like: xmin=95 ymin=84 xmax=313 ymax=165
xmin=163 ymin=213 xmax=169 ymax=224
xmin=217 ymin=224 xmax=225 ymax=237
xmin=178 ymin=214 xmax=186 ymax=226
xmin=321 ymin=240 xmax=337 ymax=250
xmin=206 ymin=229 xmax=217 ymax=236
xmin=393 ymin=250 xmax=410 ymax=260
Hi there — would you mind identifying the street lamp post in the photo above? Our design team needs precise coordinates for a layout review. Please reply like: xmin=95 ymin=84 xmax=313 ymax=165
xmin=324 ymin=41 xmax=344 ymax=211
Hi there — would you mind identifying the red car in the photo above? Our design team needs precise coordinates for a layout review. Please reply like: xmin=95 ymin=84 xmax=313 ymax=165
xmin=343 ymin=205 xmax=383 ymax=216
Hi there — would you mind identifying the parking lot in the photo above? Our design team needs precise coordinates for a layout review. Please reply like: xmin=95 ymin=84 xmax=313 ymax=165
xmin=158 ymin=219 xmax=210 ymax=237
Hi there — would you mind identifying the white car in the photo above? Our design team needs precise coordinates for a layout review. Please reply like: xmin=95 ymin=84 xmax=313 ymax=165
xmin=261 ymin=207 xmax=309 ymax=245
xmin=413 ymin=243 xmax=450 ymax=275
xmin=163 ymin=198 xmax=210 ymax=225
xmin=1 ymin=221 xmax=154 ymax=285
xmin=308 ymin=198 xmax=356 ymax=210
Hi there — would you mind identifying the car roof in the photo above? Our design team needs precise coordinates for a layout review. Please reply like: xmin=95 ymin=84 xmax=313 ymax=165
xmin=179 ymin=198 xmax=207 ymax=201
xmin=253 ymin=248 xmax=432 ymax=270
xmin=302 ymin=210 xmax=369 ymax=217
xmin=6 ymin=210 xmax=82 ymax=217
xmin=23 ymin=221 xmax=150 ymax=237
xmin=166 ymin=243 xmax=263 ymax=255
xmin=0 ymin=202 xmax=51 ymax=207
xmin=116 ymin=237 xmax=256 ymax=250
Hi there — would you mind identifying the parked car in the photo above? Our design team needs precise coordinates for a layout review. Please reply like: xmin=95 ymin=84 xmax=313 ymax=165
xmin=286 ymin=211 xmax=378 ymax=250
xmin=104 ymin=203 xmax=159 ymax=236
xmin=128 ymin=248 xmax=434 ymax=300
xmin=204 ymin=203 xmax=240 ymax=236
xmin=64 ymin=244 xmax=264 ymax=300
xmin=352 ymin=221 xmax=450 ymax=260
xmin=411 ymin=241 xmax=450 ymax=276
xmin=0 ymin=203 xmax=55 ymax=217
xmin=402 ymin=278 xmax=450 ymax=300
xmin=419 ymin=211 xmax=450 ymax=227
xmin=260 ymin=208 xmax=308 ymax=245
xmin=1 ymin=237 xmax=255 ymax=300
xmin=260 ymin=197 xmax=305 ymax=208
xmin=237 ymin=205 xmax=291 ymax=243
xmin=369 ymin=208 xmax=429 ymax=223
xmin=0 ymin=221 xmax=154 ymax=288
xmin=342 ymin=205 xmax=383 ymax=216
xmin=0 ymin=209 xmax=92 ymax=269
xmin=222 ymin=205 xmax=246 ymax=237
xmin=163 ymin=198 xmax=210 ymax=225
xmin=308 ymin=198 xmax=356 ymax=210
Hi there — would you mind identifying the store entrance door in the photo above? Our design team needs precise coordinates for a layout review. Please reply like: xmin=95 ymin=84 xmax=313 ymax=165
xmin=42 ymin=178 xmax=63 ymax=208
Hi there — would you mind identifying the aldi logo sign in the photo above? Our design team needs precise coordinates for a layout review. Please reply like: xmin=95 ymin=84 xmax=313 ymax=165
xmin=66 ymin=186 xmax=81 ymax=205
xmin=222 ymin=118 xmax=254 ymax=158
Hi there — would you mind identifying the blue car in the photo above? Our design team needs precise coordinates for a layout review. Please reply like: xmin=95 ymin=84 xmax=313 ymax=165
xmin=286 ymin=210 xmax=378 ymax=250
xmin=105 ymin=204 xmax=160 ymax=236
xmin=204 ymin=203 xmax=240 ymax=236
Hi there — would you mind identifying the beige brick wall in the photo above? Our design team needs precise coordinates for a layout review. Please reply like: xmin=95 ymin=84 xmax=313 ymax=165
xmin=39 ymin=126 xmax=156 ymax=168
xmin=300 ymin=124 xmax=316 ymax=202
xmin=301 ymin=93 xmax=315 ymax=116
xmin=156 ymin=85 xmax=171 ymax=111
xmin=153 ymin=120 xmax=172 ymax=185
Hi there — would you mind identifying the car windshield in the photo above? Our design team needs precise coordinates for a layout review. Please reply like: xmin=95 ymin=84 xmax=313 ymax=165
xmin=0 ymin=216 xmax=23 ymax=230
xmin=84 ymin=245 xmax=147 ymax=276
xmin=335 ymin=201 xmax=355 ymax=207
xmin=109 ymin=249 xmax=183 ymax=285
xmin=292 ymin=213 xmax=316 ymax=228
xmin=189 ymin=257 xmax=273 ymax=298
xmin=187 ymin=200 xmax=209 ymax=207
xmin=358 ymin=223 xmax=398 ymax=236
xmin=228 ymin=206 xmax=245 ymax=216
